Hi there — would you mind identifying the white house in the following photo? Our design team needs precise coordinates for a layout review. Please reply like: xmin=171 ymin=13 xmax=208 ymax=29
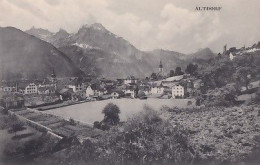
xmin=1 ymin=86 xmax=16 ymax=92
xmin=86 ymin=85 xmax=94 ymax=97
xmin=23 ymin=83 xmax=38 ymax=94
xmin=172 ymin=84 xmax=185 ymax=98
xmin=124 ymin=86 xmax=136 ymax=98
xmin=150 ymin=85 xmax=165 ymax=95
xmin=86 ymin=84 xmax=106 ymax=97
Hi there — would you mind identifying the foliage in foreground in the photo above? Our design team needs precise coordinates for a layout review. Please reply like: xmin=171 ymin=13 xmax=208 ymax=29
xmin=48 ymin=106 xmax=195 ymax=165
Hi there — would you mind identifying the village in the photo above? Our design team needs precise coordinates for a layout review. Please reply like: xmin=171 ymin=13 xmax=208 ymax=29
xmin=0 ymin=60 xmax=204 ymax=110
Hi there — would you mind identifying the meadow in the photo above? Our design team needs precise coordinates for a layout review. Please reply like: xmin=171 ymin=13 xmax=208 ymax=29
xmin=45 ymin=98 xmax=194 ymax=123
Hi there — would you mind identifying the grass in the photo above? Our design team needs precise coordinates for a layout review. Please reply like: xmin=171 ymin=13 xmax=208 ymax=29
xmin=44 ymin=98 xmax=194 ymax=123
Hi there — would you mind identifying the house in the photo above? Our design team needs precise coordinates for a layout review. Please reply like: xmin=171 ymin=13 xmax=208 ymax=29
xmin=67 ymin=78 xmax=86 ymax=92
xmin=172 ymin=84 xmax=185 ymax=98
xmin=1 ymin=86 xmax=16 ymax=93
xmin=111 ymin=90 xmax=124 ymax=99
xmin=38 ymin=86 xmax=56 ymax=95
xmin=150 ymin=84 xmax=166 ymax=95
xmin=17 ymin=82 xmax=38 ymax=94
xmin=86 ymin=85 xmax=94 ymax=97
xmin=124 ymin=76 xmax=138 ymax=85
xmin=0 ymin=81 xmax=17 ymax=93
xmin=25 ymin=83 xmax=38 ymax=94
xmin=139 ymin=85 xmax=151 ymax=95
xmin=86 ymin=84 xmax=106 ymax=97
xmin=39 ymin=79 xmax=56 ymax=88
xmin=0 ymin=93 xmax=24 ymax=109
xmin=100 ymin=79 xmax=114 ymax=87
xmin=124 ymin=85 xmax=137 ymax=98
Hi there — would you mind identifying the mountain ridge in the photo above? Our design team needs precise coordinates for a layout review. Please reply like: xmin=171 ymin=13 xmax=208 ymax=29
xmin=0 ymin=26 xmax=83 ymax=80
xmin=25 ymin=23 xmax=216 ymax=78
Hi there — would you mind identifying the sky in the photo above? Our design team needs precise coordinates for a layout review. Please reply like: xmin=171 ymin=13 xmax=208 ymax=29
xmin=0 ymin=0 xmax=260 ymax=54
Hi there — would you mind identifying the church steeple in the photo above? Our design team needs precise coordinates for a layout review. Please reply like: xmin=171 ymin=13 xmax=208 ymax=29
xmin=159 ymin=60 xmax=163 ymax=73
xmin=51 ymin=68 xmax=56 ymax=82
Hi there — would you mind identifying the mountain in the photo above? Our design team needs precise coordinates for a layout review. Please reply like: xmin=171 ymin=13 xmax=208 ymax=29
xmin=25 ymin=23 xmax=215 ymax=78
xmin=27 ymin=23 xmax=154 ymax=78
xmin=25 ymin=26 xmax=53 ymax=42
xmin=0 ymin=27 xmax=83 ymax=80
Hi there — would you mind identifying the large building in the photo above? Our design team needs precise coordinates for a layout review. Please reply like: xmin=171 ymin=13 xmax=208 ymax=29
xmin=17 ymin=82 xmax=38 ymax=94
xmin=172 ymin=84 xmax=185 ymax=98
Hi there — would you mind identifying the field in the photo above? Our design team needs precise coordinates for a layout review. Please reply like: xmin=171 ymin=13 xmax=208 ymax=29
xmin=45 ymin=98 xmax=194 ymax=123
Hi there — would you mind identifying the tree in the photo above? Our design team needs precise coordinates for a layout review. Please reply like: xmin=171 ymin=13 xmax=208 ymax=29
xmin=93 ymin=121 xmax=101 ymax=129
xmin=150 ymin=73 xmax=157 ymax=80
xmin=169 ymin=70 xmax=175 ymax=77
xmin=175 ymin=67 xmax=184 ymax=76
xmin=137 ymin=91 xmax=146 ymax=98
xmin=234 ymin=67 xmax=252 ymax=90
xmin=102 ymin=103 xmax=120 ymax=125
xmin=185 ymin=63 xmax=198 ymax=75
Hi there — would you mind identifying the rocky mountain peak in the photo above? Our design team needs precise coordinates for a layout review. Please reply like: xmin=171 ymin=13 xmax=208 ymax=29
xmin=80 ymin=23 xmax=107 ymax=32
xmin=55 ymin=28 xmax=69 ymax=37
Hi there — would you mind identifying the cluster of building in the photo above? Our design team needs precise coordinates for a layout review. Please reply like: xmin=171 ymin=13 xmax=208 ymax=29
xmin=0 ymin=62 xmax=204 ymax=106
xmin=221 ymin=43 xmax=260 ymax=61
xmin=0 ymin=73 xmax=57 ymax=95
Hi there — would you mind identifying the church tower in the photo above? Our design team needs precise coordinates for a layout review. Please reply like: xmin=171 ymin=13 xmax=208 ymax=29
xmin=51 ymin=68 xmax=56 ymax=82
xmin=159 ymin=60 xmax=163 ymax=73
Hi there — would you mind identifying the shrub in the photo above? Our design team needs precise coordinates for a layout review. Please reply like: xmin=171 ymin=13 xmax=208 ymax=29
xmin=93 ymin=121 xmax=101 ymax=129
xmin=187 ymin=100 xmax=193 ymax=106
xmin=69 ymin=118 xmax=77 ymax=126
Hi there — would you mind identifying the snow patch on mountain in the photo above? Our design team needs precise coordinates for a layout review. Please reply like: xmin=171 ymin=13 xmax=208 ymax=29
xmin=72 ymin=43 xmax=93 ymax=49
xmin=245 ymin=48 xmax=260 ymax=53
xmin=73 ymin=43 xmax=100 ymax=49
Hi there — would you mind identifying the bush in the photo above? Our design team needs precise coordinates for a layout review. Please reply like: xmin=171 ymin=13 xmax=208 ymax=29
xmin=69 ymin=118 xmax=77 ymax=126
xmin=93 ymin=121 xmax=101 ymax=129
xmin=187 ymin=100 xmax=193 ymax=106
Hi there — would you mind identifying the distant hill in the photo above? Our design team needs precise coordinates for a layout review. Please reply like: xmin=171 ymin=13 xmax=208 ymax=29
xmin=0 ymin=27 xmax=83 ymax=80
xmin=188 ymin=47 xmax=215 ymax=60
